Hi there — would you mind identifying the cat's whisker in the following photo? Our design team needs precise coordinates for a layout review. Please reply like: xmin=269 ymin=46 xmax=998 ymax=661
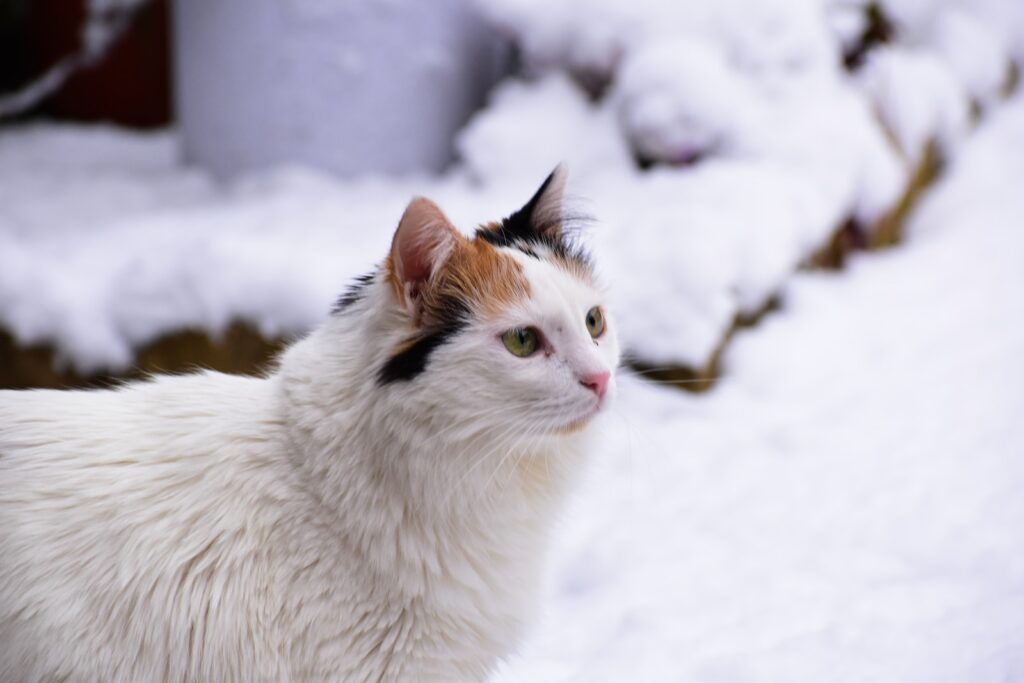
xmin=435 ymin=401 xmax=583 ymax=513
xmin=543 ymin=429 xmax=552 ymax=484
xmin=406 ymin=412 xmax=524 ymax=519
xmin=478 ymin=424 xmax=541 ymax=500
xmin=496 ymin=425 xmax=548 ymax=498
xmin=468 ymin=436 xmax=522 ymax=507
xmin=425 ymin=404 xmax=519 ymax=444
xmin=481 ymin=421 xmax=552 ymax=501
xmin=441 ymin=420 xmax=525 ymax=511
xmin=617 ymin=369 xmax=724 ymax=386
xmin=619 ymin=362 xmax=697 ymax=371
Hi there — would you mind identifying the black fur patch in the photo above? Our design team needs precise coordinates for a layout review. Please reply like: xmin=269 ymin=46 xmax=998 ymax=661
xmin=377 ymin=319 xmax=467 ymax=385
xmin=477 ymin=217 xmax=591 ymax=270
xmin=332 ymin=271 xmax=376 ymax=314
xmin=476 ymin=171 xmax=591 ymax=270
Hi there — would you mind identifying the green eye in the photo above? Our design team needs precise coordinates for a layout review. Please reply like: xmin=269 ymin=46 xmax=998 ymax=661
xmin=585 ymin=306 xmax=606 ymax=338
xmin=502 ymin=327 xmax=539 ymax=357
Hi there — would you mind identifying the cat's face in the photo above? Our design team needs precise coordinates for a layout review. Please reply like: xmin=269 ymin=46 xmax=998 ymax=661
xmin=365 ymin=167 xmax=619 ymax=439
xmin=464 ymin=249 xmax=619 ymax=435
xmin=413 ymin=245 xmax=619 ymax=443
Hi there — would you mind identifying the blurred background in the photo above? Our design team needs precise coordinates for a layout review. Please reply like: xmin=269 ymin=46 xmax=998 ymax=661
xmin=1 ymin=0 xmax=1023 ymax=680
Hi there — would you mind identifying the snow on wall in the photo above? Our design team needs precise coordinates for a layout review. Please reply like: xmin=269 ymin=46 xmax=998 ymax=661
xmin=466 ymin=0 xmax=910 ymax=366
xmin=0 ymin=126 xmax=410 ymax=371
xmin=0 ymin=125 xmax=560 ymax=373
xmin=1 ymin=0 xmax=1021 ymax=373
xmin=465 ymin=0 xmax=1020 ymax=366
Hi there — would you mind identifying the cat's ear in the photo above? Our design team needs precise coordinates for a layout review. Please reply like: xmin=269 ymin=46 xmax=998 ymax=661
xmin=507 ymin=164 xmax=567 ymax=240
xmin=389 ymin=196 xmax=460 ymax=320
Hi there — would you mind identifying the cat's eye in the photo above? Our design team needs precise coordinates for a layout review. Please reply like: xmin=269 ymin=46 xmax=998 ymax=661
xmin=585 ymin=306 xmax=605 ymax=338
xmin=502 ymin=327 xmax=539 ymax=357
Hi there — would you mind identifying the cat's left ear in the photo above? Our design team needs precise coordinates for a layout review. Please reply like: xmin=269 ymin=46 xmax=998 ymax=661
xmin=388 ymin=196 xmax=461 ymax=322
xmin=507 ymin=164 xmax=567 ymax=240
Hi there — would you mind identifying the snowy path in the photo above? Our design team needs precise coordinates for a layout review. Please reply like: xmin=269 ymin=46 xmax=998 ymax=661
xmin=498 ymin=98 xmax=1024 ymax=682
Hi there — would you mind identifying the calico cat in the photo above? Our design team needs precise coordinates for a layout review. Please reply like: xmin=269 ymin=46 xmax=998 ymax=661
xmin=0 ymin=167 xmax=619 ymax=682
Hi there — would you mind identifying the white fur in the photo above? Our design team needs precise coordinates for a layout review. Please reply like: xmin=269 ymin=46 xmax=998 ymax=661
xmin=0 ymin=253 xmax=619 ymax=681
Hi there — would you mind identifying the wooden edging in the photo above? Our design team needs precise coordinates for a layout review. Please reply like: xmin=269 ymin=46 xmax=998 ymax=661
xmin=0 ymin=321 xmax=285 ymax=390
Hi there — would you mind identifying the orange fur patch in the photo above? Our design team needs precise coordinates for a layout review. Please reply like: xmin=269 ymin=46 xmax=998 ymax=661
xmin=386 ymin=235 xmax=531 ymax=324
xmin=430 ymin=238 xmax=531 ymax=319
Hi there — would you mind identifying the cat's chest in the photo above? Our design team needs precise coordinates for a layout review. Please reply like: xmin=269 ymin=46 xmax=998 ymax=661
xmin=288 ymin=579 xmax=534 ymax=682
xmin=279 ymin=513 xmax=544 ymax=681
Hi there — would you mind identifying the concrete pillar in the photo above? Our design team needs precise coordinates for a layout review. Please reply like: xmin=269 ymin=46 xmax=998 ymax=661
xmin=171 ymin=0 xmax=509 ymax=178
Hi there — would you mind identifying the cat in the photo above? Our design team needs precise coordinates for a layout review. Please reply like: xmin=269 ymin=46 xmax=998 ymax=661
xmin=0 ymin=166 xmax=620 ymax=683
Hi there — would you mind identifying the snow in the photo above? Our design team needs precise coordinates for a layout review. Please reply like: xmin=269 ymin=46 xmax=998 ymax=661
xmin=929 ymin=7 xmax=1011 ymax=107
xmin=832 ymin=0 xmax=1021 ymax=103
xmin=472 ymin=0 xmax=993 ymax=366
xmin=0 ymin=72 xmax=901 ymax=373
xmin=1 ymin=1 xmax=1022 ymax=677
xmin=613 ymin=37 xmax=758 ymax=164
xmin=481 ymin=0 xmax=837 ymax=81
xmin=0 ymin=126 xmax=415 ymax=370
xmin=857 ymin=45 xmax=970 ymax=160
xmin=876 ymin=0 xmax=1024 ymax=66
xmin=456 ymin=74 xmax=632 ymax=185
xmin=494 ymin=91 xmax=1024 ymax=683
xmin=83 ymin=0 xmax=147 ymax=55
xmin=5 ymin=0 xmax=1020 ymax=373
xmin=7 ymin=94 xmax=1021 ymax=681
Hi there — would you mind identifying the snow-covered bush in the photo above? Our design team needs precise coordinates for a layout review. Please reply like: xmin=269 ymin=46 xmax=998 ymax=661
xmin=460 ymin=0 xmax=1021 ymax=371
xmin=1 ymin=0 xmax=1021 ymax=379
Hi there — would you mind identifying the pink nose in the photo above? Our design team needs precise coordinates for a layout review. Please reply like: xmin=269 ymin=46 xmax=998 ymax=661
xmin=579 ymin=371 xmax=610 ymax=400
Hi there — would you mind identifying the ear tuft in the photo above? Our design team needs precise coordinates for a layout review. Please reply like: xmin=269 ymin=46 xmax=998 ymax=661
xmin=506 ymin=164 xmax=568 ymax=241
xmin=530 ymin=163 xmax=568 ymax=234
xmin=389 ymin=197 xmax=460 ymax=317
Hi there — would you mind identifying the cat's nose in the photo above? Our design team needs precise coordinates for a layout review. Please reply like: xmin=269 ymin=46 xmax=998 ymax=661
xmin=579 ymin=371 xmax=610 ymax=400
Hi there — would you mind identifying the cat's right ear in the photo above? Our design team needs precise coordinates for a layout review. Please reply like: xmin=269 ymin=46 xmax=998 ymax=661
xmin=388 ymin=197 xmax=460 ymax=322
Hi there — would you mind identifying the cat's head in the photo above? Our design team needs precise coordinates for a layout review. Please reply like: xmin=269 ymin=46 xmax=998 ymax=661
xmin=337 ymin=167 xmax=619 ymax=441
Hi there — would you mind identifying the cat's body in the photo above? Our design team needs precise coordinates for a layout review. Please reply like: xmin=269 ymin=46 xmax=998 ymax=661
xmin=0 ymin=168 xmax=618 ymax=682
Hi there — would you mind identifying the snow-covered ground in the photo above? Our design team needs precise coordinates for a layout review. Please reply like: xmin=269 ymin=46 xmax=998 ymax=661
xmin=496 ymin=93 xmax=1024 ymax=683
xmin=2 ymin=1 xmax=1022 ymax=679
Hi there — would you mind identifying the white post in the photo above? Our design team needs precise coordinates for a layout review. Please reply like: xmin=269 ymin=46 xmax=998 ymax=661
xmin=171 ymin=0 xmax=508 ymax=179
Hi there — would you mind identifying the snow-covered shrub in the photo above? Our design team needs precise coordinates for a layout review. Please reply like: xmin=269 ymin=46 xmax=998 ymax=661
xmin=2 ymin=0 xmax=1021 ymax=379
xmin=461 ymin=0 xmax=1021 ymax=373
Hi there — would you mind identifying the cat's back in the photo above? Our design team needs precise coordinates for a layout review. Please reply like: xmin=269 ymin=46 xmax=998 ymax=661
xmin=0 ymin=372 xmax=294 ymax=682
xmin=1 ymin=369 xmax=258 ymax=439
xmin=0 ymin=371 xmax=281 ymax=472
